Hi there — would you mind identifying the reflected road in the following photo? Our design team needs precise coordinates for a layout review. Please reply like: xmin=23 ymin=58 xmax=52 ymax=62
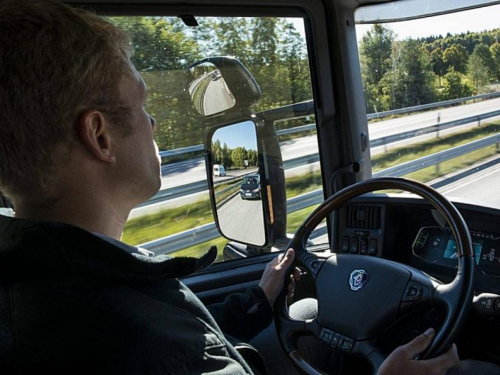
xmin=217 ymin=193 xmax=265 ymax=245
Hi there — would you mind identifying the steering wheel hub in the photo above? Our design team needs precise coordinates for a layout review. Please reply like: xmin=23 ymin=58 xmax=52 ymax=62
xmin=316 ymin=254 xmax=412 ymax=341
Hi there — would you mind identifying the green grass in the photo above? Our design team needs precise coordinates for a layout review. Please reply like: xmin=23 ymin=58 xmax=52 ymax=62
xmin=285 ymin=172 xmax=323 ymax=199
xmin=169 ymin=236 xmax=229 ymax=263
xmin=123 ymin=198 xmax=212 ymax=245
xmin=286 ymin=205 xmax=319 ymax=233
xmin=372 ymin=122 xmax=500 ymax=172
xmin=405 ymin=144 xmax=500 ymax=183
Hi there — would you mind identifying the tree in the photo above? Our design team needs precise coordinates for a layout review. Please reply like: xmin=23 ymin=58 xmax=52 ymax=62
xmin=443 ymin=45 xmax=468 ymax=74
xmin=280 ymin=22 xmax=312 ymax=104
xmin=248 ymin=18 xmax=280 ymax=109
xmin=231 ymin=147 xmax=248 ymax=168
xmin=222 ymin=143 xmax=232 ymax=168
xmin=247 ymin=149 xmax=258 ymax=166
xmin=467 ymin=53 xmax=490 ymax=93
xmin=441 ymin=68 xmax=474 ymax=99
xmin=359 ymin=25 xmax=395 ymax=112
xmin=212 ymin=140 xmax=223 ymax=165
xmin=473 ymin=43 xmax=497 ymax=81
xmin=389 ymin=40 xmax=436 ymax=109
xmin=490 ymin=42 xmax=500 ymax=80
xmin=430 ymin=48 xmax=446 ymax=85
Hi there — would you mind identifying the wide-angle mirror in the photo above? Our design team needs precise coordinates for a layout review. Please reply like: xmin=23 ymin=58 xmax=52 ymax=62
xmin=188 ymin=61 xmax=236 ymax=117
xmin=209 ymin=120 xmax=266 ymax=246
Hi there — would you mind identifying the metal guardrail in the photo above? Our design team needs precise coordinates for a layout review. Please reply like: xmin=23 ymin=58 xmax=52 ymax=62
xmin=144 ymin=108 xmax=500 ymax=207
xmin=375 ymin=132 xmax=500 ymax=178
xmin=141 ymin=132 xmax=500 ymax=254
xmin=136 ymin=180 xmax=208 ymax=207
xmin=367 ymin=91 xmax=500 ymax=120
xmin=159 ymin=144 xmax=204 ymax=158
xmin=370 ymin=109 xmax=500 ymax=147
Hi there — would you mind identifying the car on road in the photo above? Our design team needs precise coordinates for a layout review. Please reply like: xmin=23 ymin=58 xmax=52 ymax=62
xmin=239 ymin=174 xmax=261 ymax=199
xmin=213 ymin=164 xmax=226 ymax=177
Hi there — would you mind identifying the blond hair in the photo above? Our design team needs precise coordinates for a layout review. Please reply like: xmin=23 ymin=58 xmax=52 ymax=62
xmin=0 ymin=0 xmax=132 ymax=202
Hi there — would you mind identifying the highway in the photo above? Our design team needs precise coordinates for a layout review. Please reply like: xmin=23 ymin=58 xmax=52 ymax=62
xmin=129 ymin=97 xmax=500 ymax=219
xmin=436 ymin=156 xmax=500 ymax=210
xmin=216 ymin=193 xmax=266 ymax=245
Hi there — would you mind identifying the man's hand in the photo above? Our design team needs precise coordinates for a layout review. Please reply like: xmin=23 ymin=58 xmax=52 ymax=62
xmin=258 ymin=248 xmax=300 ymax=306
xmin=378 ymin=328 xmax=459 ymax=375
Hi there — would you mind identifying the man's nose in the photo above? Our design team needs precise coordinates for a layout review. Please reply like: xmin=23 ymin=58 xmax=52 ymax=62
xmin=150 ymin=115 xmax=157 ymax=130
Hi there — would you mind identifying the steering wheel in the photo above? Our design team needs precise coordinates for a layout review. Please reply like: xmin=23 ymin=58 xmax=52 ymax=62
xmin=274 ymin=177 xmax=475 ymax=375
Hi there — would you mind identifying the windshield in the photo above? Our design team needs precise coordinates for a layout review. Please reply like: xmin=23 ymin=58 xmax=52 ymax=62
xmin=113 ymin=15 xmax=323 ymax=260
xmin=356 ymin=3 xmax=500 ymax=210
xmin=243 ymin=176 xmax=259 ymax=185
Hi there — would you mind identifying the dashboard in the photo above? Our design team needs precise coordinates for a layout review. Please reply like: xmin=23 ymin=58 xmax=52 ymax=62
xmin=337 ymin=194 xmax=500 ymax=295
xmin=413 ymin=226 xmax=500 ymax=275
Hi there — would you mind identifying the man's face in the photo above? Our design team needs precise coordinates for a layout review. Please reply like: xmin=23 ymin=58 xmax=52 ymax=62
xmin=112 ymin=62 xmax=162 ymax=207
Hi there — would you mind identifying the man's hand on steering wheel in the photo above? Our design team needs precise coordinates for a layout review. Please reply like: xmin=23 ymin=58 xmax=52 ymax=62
xmin=379 ymin=328 xmax=459 ymax=375
xmin=259 ymin=248 xmax=300 ymax=306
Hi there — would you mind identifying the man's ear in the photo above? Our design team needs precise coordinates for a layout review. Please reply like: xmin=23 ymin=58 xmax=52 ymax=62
xmin=76 ymin=110 xmax=116 ymax=163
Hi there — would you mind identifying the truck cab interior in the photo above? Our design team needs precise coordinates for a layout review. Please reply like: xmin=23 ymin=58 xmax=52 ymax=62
xmin=4 ymin=0 xmax=500 ymax=373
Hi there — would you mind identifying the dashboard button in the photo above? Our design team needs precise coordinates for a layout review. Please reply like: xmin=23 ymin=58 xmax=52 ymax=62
xmin=403 ymin=282 xmax=423 ymax=302
xmin=342 ymin=237 xmax=350 ymax=253
xmin=369 ymin=239 xmax=377 ymax=255
xmin=319 ymin=328 xmax=333 ymax=344
xmin=339 ymin=337 xmax=354 ymax=352
xmin=350 ymin=238 xmax=359 ymax=253
xmin=360 ymin=238 xmax=368 ymax=254
xmin=331 ymin=333 xmax=341 ymax=348
xmin=495 ymin=299 xmax=500 ymax=311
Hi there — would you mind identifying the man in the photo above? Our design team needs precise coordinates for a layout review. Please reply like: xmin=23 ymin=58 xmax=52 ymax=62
xmin=0 ymin=0 xmax=476 ymax=373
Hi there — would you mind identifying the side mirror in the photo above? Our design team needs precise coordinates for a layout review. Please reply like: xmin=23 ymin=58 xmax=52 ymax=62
xmin=206 ymin=121 xmax=267 ymax=247
xmin=188 ymin=57 xmax=261 ymax=117
xmin=195 ymin=56 xmax=287 ymax=252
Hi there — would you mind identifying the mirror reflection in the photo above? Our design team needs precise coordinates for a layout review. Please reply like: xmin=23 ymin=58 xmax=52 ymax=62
xmin=188 ymin=62 xmax=236 ymax=116
xmin=211 ymin=121 xmax=266 ymax=246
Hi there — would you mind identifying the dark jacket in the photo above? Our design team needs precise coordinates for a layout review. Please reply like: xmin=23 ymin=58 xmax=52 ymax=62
xmin=0 ymin=215 xmax=272 ymax=374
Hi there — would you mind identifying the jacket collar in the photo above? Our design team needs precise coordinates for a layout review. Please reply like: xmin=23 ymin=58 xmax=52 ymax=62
xmin=0 ymin=215 xmax=216 ymax=281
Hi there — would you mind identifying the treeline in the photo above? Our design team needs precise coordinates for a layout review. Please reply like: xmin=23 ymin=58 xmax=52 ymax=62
xmin=112 ymin=17 xmax=312 ymax=151
xmin=212 ymin=140 xmax=258 ymax=169
xmin=360 ymin=25 xmax=500 ymax=113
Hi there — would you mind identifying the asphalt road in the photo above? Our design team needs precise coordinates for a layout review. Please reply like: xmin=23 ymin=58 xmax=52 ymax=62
xmin=216 ymin=193 xmax=266 ymax=245
xmin=436 ymin=156 xmax=500 ymax=210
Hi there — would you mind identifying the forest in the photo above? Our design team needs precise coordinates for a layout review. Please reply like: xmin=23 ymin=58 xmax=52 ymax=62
xmin=360 ymin=25 xmax=500 ymax=113
xmin=112 ymin=16 xmax=500 ymax=152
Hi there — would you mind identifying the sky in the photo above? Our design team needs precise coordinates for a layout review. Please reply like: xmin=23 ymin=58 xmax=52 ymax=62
xmin=290 ymin=4 xmax=500 ymax=43
xmin=212 ymin=120 xmax=258 ymax=151
xmin=355 ymin=4 xmax=500 ymax=42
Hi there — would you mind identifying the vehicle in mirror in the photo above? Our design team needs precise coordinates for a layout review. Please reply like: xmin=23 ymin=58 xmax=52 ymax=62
xmin=208 ymin=120 xmax=266 ymax=247
xmin=188 ymin=62 xmax=236 ymax=116
xmin=240 ymin=174 xmax=261 ymax=200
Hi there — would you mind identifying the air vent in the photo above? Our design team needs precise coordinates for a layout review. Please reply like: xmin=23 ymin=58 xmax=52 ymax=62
xmin=346 ymin=206 xmax=381 ymax=229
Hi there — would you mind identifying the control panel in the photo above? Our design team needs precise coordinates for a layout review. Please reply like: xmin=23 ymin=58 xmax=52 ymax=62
xmin=412 ymin=226 xmax=500 ymax=275
xmin=337 ymin=205 xmax=385 ymax=257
